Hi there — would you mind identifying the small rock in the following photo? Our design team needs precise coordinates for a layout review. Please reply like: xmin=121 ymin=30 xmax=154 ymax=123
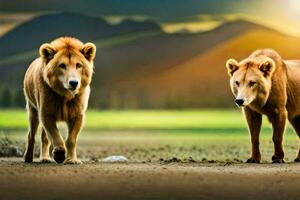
xmin=102 ymin=155 xmax=128 ymax=162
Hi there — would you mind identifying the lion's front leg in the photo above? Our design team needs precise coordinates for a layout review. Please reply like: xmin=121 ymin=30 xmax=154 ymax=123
xmin=243 ymin=107 xmax=262 ymax=163
xmin=41 ymin=114 xmax=66 ymax=164
xmin=64 ymin=114 xmax=84 ymax=164
xmin=40 ymin=129 xmax=51 ymax=163
xmin=270 ymin=110 xmax=287 ymax=163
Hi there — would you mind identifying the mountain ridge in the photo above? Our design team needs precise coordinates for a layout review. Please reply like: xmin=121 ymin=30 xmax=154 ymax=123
xmin=0 ymin=12 xmax=162 ymax=58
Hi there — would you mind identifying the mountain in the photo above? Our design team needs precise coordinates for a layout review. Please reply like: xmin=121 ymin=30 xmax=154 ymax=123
xmin=95 ymin=20 xmax=270 ymax=83
xmin=89 ymin=20 xmax=285 ymax=108
xmin=105 ymin=29 xmax=300 ymax=108
xmin=0 ymin=16 xmax=297 ymax=109
xmin=0 ymin=12 xmax=162 ymax=58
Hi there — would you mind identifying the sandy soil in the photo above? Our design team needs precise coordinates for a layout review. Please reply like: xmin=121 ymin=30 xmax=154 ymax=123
xmin=0 ymin=158 xmax=299 ymax=200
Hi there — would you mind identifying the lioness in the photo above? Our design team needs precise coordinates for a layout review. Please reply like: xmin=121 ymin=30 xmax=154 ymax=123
xmin=226 ymin=49 xmax=300 ymax=163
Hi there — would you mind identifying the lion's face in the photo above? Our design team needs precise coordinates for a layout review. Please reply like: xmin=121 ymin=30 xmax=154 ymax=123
xmin=226 ymin=56 xmax=275 ymax=107
xmin=39 ymin=38 xmax=96 ymax=99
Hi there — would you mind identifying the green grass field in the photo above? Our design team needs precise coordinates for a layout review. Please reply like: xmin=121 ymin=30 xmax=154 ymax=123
xmin=0 ymin=109 xmax=285 ymax=130
xmin=0 ymin=109 xmax=299 ymax=162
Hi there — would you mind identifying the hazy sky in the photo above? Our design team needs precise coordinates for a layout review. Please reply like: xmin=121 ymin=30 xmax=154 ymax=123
xmin=0 ymin=0 xmax=272 ymax=18
xmin=0 ymin=0 xmax=300 ymax=35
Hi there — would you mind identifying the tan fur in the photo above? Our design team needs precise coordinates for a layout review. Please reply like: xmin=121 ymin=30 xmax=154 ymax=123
xmin=23 ymin=37 xmax=96 ymax=164
xmin=226 ymin=49 xmax=300 ymax=163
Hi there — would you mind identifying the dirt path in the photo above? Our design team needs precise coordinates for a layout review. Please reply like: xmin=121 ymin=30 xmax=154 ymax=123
xmin=0 ymin=158 xmax=299 ymax=200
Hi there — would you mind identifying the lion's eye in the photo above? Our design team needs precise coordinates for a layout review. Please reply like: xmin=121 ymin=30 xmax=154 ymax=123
xmin=249 ymin=81 xmax=256 ymax=87
xmin=235 ymin=81 xmax=239 ymax=86
xmin=58 ymin=63 xmax=66 ymax=69
xmin=76 ymin=63 xmax=82 ymax=69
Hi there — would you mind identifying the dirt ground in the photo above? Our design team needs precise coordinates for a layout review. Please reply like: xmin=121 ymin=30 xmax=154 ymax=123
xmin=0 ymin=158 xmax=299 ymax=200
xmin=1 ymin=130 xmax=299 ymax=200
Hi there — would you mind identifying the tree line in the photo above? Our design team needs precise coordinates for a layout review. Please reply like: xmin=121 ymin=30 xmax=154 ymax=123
xmin=0 ymin=85 xmax=25 ymax=108
xmin=0 ymin=84 xmax=231 ymax=109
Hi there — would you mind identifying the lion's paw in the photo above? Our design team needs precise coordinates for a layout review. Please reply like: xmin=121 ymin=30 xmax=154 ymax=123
xmin=64 ymin=158 xmax=82 ymax=165
xmin=40 ymin=158 xmax=51 ymax=163
xmin=246 ymin=157 xmax=260 ymax=163
xmin=52 ymin=146 xmax=66 ymax=164
xmin=272 ymin=155 xmax=285 ymax=164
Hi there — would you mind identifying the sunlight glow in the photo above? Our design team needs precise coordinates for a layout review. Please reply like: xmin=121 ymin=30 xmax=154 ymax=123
xmin=284 ymin=0 xmax=300 ymax=19
xmin=162 ymin=21 xmax=222 ymax=34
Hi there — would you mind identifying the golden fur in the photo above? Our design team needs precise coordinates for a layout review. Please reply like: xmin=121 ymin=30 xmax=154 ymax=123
xmin=23 ymin=37 xmax=96 ymax=164
xmin=226 ymin=49 xmax=300 ymax=163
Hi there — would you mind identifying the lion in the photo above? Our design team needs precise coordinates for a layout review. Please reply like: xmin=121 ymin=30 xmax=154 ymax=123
xmin=226 ymin=49 xmax=300 ymax=163
xmin=23 ymin=37 xmax=96 ymax=164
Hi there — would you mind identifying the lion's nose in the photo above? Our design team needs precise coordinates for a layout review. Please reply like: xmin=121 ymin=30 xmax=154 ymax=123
xmin=69 ymin=80 xmax=78 ymax=89
xmin=234 ymin=98 xmax=244 ymax=106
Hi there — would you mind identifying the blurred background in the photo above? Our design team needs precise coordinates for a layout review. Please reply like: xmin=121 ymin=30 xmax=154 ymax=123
xmin=0 ymin=0 xmax=299 ymax=163
xmin=1 ymin=0 xmax=300 ymax=109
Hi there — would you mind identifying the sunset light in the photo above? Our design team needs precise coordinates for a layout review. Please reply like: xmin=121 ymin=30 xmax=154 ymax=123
xmin=283 ymin=0 xmax=300 ymax=19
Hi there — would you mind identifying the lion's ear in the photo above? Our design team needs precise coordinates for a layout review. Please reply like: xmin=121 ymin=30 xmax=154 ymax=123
xmin=81 ymin=42 xmax=96 ymax=61
xmin=39 ymin=43 xmax=56 ymax=62
xmin=226 ymin=59 xmax=239 ymax=77
xmin=259 ymin=59 xmax=275 ymax=77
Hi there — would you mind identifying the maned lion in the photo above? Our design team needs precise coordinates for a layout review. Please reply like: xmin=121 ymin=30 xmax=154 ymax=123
xmin=23 ymin=37 xmax=96 ymax=164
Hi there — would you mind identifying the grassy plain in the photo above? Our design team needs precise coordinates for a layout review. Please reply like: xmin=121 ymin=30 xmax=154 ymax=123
xmin=0 ymin=109 xmax=298 ymax=162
